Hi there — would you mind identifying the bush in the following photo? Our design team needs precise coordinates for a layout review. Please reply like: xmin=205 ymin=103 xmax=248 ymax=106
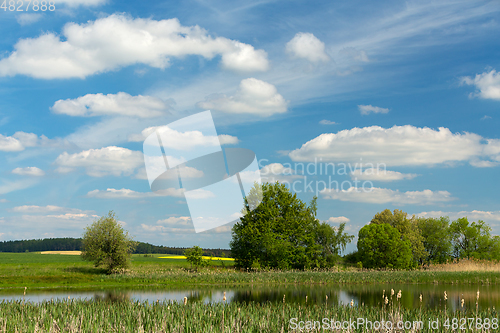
xmin=184 ymin=246 xmax=209 ymax=270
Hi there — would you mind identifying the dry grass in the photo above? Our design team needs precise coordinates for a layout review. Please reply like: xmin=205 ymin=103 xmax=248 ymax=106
xmin=40 ymin=251 xmax=82 ymax=255
xmin=427 ymin=259 xmax=500 ymax=272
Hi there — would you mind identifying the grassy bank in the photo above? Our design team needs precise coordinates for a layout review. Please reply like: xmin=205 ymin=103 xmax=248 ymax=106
xmin=1 ymin=253 xmax=500 ymax=290
xmin=0 ymin=298 xmax=498 ymax=332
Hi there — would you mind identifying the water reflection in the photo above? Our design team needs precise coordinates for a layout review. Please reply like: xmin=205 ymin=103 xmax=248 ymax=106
xmin=1 ymin=284 xmax=499 ymax=310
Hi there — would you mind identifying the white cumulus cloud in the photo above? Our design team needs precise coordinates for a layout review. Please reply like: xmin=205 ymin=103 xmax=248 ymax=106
xmin=289 ymin=125 xmax=500 ymax=167
xmin=325 ymin=216 xmax=350 ymax=224
xmin=358 ymin=105 xmax=390 ymax=115
xmin=129 ymin=125 xmax=238 ymax=148
xmin=0 ymin=14 xmax=269 ymax=79
xmin=0 ymin=134 xmax=24 ymax=152
xmin=51 ymin=92 xmax=171 ymax=118
xmin=12 ymin=167 xmax=45 ymax=177
xmin=55 ymin=146 xmax=143 ymax=177
xmin=462 ymin=69 xmax=500 ymax=101
xmin=197 ymin=78 xmax=287 ymax=117
xmin=156 ymin=216 xmax=192 ymax=226
xmin=322 ymin=187 xmax=455 ymax=205
xmin=351 ymin=167 xmax=417 ymax=182
xmin=0 ymin=132 xmax=67 ymax=152
xmin=286 ymin=32 xmax=329 ymax=63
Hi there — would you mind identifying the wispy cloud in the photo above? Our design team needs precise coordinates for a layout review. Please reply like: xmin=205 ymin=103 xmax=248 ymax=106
xmin=358 ymin=105 xmax=390 ymax=115
xmin=319 ymin=120 xmax=337 ymax=125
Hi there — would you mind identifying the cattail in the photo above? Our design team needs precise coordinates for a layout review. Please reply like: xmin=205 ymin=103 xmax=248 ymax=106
xmin=350 ymin=299 xmax=354 ymax=307
xmin=305 ymin=296 xmax=308 ymax=303
xmin=24 ymin=287 xmax=27 ymax=296
xmin=477 ymin=290 xmax=480 ymax=300
xmin=384 ymin=296 xmax=389 ymax=305
xmin=183 ymin=297 xmax=187 ymax=305
xmin=382 ymin=290 xmax=385 ymax=298
xmin=461 ymin=299 xmax=465 ymax=308
xmin=397 ymin=290 xmax=402 ymax=299
xmin=391 ymin=289 xmax=394 ymax=297
xmin=223 ymin=292 xmax=226 ymax=302
xmin=419 ymin=294 xmax=422 ymax=302
xmin=325 ymin=295 xmax=328 ymax=302
xmin=444 ymin=291 xmax=447 ymax=301
xmin=283 ymin=295 xmax=285 ymax=303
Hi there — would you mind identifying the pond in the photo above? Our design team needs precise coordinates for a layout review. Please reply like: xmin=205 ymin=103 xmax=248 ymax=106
xmin=1 ymin=284 xmax=498 ymax=311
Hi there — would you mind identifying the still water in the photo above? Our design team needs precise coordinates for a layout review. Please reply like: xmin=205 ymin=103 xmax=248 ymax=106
xmin=1 ymin=284 xmax=498 ymax=311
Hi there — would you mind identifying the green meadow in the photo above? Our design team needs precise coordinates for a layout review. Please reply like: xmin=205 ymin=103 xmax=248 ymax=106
xmin=1 ymin=252 xmax=500 ymax=290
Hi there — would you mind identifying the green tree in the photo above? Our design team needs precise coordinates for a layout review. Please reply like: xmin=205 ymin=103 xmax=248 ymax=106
xmin=450 ymin=218 xmax=495 ymax=260
xmin=371 ymin=209 xmax=426 ymax=267
xmin=417 ymin=216 xmax=452 ymax=264
xmin=357 ymin=223 xmax=413 ymax=269
xmin=231 ymin=182 xmax=352 ymax=270
xmin=81 ymin=211 xmax=136 ymax=274
xmin=184 ymin=246 xmax=208 ymax=270
xmin=315 ymin=222 xmax=354 ymax=266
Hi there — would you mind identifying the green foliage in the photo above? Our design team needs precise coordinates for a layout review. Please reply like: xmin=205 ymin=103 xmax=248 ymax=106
xmin=0 ymin=237 xmax=232 ymax=257
xmin=371 ymin=209 xmax=426 ymax=267
xmin=231 ymin=182 xmax=353 ymax=270
xmin=81 ymin=211 xmax=136 ymax=274
xmin=449 ymin=218 xmax=498 ymax=260
xmin=0 ymin=238 xmax=82 ymax=252
xmin=357 ymin=223 xmax=413 ymax=269
xmin=184 ymin=246 xmax=209 ymax=269
xmin=417 ymin=216 xmax=452 ymax=264
xmin=315 ymin=222 xmax=354 ymax=266
xmin=364 ymin=209 xmax=500 ymax=267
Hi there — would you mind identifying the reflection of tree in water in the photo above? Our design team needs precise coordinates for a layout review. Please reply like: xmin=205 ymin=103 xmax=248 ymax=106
xmin=186 ymin=290 xmax=205 ymax=303
xmin=93 ymin=291 xmax=130 ymax=303
xmin=231 ymin=286 xmax=340 ymax=306
xmin=341 ymin=285 xmax=500 ymax=311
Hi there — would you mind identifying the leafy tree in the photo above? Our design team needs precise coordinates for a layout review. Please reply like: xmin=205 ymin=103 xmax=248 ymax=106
xmin=315 ymin=222 xmax=354 ymax=266
xmin=371 ymin=209 xmax=426 ymax=267
xmin=231 ymin=182 xmax=353 ymax=270
xmin=357 ymin=223 xmax=413 ymax=269
xmin=184 ymin=246 xmax=209 ymax=270
xmin=81 ymin=211 xmax=136 ymax=274
xmin=417 ymin=216 xmax=452 ymax=264
xmin=449 ymin=218 xmax=496 ymax=260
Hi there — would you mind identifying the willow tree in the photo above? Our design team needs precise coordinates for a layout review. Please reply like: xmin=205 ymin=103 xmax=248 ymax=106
xmin=81 ymin=211 xmax=136 ymax=274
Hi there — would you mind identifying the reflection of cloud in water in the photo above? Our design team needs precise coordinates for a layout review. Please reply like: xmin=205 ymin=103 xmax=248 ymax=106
xmin=338 ymin=290 xmax=358 ymax=306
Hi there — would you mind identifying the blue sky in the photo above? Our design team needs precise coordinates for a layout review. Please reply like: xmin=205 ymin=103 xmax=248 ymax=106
xmin=0 ymin=0 xmax=500 ymax=251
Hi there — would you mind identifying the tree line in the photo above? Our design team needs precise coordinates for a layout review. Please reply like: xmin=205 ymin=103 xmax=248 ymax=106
xmin=346 ymin=209 xmax=500 ymax=269
xmin=0 ymin=237 xmax=231 ymax=257
xmin=230 ymin=182 xmax=500 ymax=270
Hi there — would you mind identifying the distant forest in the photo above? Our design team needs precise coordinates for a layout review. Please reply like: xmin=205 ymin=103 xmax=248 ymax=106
xmin=0 ymin=238 xmax=231 ymax=257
